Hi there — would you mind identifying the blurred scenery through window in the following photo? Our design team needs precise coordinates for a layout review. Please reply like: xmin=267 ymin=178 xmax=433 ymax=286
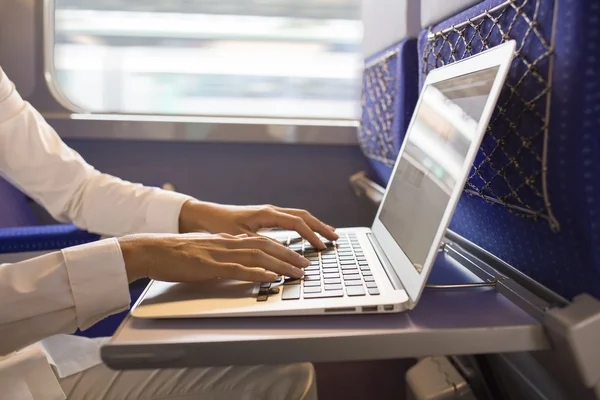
xmin=53 ymin=0 xmax=363 ymax=119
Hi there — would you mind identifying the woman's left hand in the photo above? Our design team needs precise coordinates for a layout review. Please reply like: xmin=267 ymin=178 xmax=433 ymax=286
xmin=179 ymin=201 xmax=339 ymax=250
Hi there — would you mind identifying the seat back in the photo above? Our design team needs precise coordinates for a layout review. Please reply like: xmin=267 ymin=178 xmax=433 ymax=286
xmin=417 ymin=0 xmax=600 ymax=300
xmin=0 ymin=177 xmax=38 ymax=228
xmin=358 ymin=0 xmax=421 ymax=185
xmin=358 ymin=39 xmax=419 ymax=184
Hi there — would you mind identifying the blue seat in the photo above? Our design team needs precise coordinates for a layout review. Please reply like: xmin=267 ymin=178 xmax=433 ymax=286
xmin=358 ymin=38 xmax=419 ymax=186
xmin=0 ymin=177 xmax=101 ymax=252
xmin=415 ymin=0 xmax=600 ymax=300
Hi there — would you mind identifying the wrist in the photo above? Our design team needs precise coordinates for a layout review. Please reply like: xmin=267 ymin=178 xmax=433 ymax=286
xmin=178 ymin=200 xmax=220 ymax=233
xmin=118 ymin=235 xmax=156 ymax=283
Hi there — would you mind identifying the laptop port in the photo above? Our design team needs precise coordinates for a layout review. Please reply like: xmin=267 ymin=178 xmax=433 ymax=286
xmin=362 ymin=306 xmax=378 ymax=312
xmin=383 ymin=304 xmax=394 ymax=311
xmin=325 ymin=307 xmax=356 ymax=313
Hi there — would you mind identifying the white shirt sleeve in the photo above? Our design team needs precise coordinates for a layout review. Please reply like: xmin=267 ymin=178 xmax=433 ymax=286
xmin=0 ymin=66 xmax=194 ymax=355
xmin=0 ymin=238 xmax=129 ymax=356
xmin=0 ymin=67 xmax=193 ymax=236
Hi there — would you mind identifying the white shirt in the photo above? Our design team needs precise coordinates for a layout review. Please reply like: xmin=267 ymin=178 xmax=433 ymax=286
xmin=0 ymin=67 xmax=194 ymax=399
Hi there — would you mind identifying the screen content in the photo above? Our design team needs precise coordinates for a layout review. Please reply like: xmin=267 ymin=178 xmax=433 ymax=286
xmin=378 ymin=66 xmax=500 ymax=273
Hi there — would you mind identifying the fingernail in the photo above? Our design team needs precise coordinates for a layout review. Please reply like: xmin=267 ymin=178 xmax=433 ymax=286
xmin=300 ymin=258 xmax=310 ymax=267
xmin=264 ymin=271 xmax=278 ymax=280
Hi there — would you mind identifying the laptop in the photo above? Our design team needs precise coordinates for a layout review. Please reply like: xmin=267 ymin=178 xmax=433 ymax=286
xmin=131 ymin=40 xmax=516 ymax=319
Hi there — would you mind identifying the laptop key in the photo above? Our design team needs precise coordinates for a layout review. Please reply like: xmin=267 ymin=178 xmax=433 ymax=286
xmin=341 ymin=269 xmax=359 ymax=274
xmin=268 ymin=287 xmax=280 ymax=295
xmin=366 ymin=282 xmax=378 ymax=289
xmin=341 ymin=265 xmax=359 ymax=270
xmin=325 ymin=284 xmax=343 ymax=291
xmin=364 ymin=276 xmax=375 ymax=282
xmin=346 ymin=286 xmax=366 ymax=296
xmin=305 ymin=270 xmax=321 ymax=276
xmin=304 ymin=275 xmax=321 ymax=281
xmin=368 ymin=288 xmax=380 ymax=295
xmin=281 ymin=285 xmax=301 ymax=300
xmin=340 ymin=260 xmax=357 ymax=266
xmin=304 ymin=280 xmax=321 ymax=287
xmin=303 ymin=286 xmax=322 ymax=294
xmin=362 ymin=271 xmax=373 ymax=277
xmin=323 ymin=273 xmax=340 ymax=279
xmin=344 ymin=280 xmax=363 ymax=286
xmin=257 ymin=294 xmax=269 ymax=302
xmin=303 ymin=290 xmax=344 ymax=299
xmin=343 ymin=275 xmax=361 ymax=281
xmin=324 ymin=278 xmax=341 ymax=285
xmin=359 ymin=266 xmax=371 ymax=271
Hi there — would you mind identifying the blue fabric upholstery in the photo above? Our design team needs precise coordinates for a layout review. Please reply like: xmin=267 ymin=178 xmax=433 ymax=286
xmin=0 ymin=224 xmax=100 ymax=253
xmin=0 ymin=177 xmax=100 ymax=254
xmin=358 ymin=38 xmax=419 ymax=185
xmin=417 ymin=0 xmax=600 ymax=300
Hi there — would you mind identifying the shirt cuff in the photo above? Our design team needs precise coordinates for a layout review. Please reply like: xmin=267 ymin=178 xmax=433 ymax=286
xmin=61 ymin=238 xmax=130 ymax=330
xmin=145 ymin=190 xmax=194 ymax=234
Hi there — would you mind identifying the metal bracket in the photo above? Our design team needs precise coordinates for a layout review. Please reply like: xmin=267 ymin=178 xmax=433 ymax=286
xmin=544 ymin=294 xmax=600 ymax=390
xmin=349 ymin=171 xmax=385 ymax=205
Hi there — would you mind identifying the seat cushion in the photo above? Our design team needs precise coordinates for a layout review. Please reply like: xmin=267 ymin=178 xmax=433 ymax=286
xmin=0 ymin=224 xmax=101 ymax=253
xmin=417 ymin=0 xmax=600 ymax=300
xmin=358 ymin=38 xmax=419 ymax=185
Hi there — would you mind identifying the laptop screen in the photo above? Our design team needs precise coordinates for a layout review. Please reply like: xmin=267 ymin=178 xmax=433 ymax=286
xmin=377 ymin=66 xmax=500 ymax=273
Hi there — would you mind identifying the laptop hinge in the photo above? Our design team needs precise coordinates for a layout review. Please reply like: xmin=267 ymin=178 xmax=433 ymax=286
xmin=366 ymin=233 xmax=407 ymax=295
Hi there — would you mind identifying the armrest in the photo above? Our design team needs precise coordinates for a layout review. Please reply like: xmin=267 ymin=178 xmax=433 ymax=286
xmin=0 ymin=224 xmax=100 ymax=254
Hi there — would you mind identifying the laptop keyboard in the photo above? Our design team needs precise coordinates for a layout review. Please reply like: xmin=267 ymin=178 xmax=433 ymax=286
xmin=257 ymin=232 xmax=380 ymax=302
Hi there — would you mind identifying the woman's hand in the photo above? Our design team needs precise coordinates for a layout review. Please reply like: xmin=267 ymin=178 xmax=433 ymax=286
xmin=119 ymin=233 xmax=310 ymax=284
xmin=178 ymin=201 xmax=339 ymax=250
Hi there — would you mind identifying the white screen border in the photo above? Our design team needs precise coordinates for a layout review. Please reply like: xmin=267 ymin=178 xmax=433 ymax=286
xmin=371 ymin=40 xmax=516 ymax=307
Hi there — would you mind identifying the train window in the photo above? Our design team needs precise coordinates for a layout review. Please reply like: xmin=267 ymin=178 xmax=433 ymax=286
xmin=48 ymin=0 xmax=362 ymax=120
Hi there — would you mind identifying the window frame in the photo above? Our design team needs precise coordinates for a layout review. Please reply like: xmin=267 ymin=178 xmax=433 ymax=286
xmin=41 ymin=0 xmax=361 ymax=145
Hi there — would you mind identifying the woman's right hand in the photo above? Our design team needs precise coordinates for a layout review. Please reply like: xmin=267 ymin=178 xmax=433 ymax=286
xmin=118 ymin=233 xmax=309 ymax=284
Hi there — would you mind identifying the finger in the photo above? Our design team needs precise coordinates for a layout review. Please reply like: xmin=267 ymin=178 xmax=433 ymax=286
xmin=244 ymin=230 xmax=282 ymax=245
xmin=278 ymin=208 xmax=339 ymax=241
xmin=224 ymin=248 xmax=305 ymax=279
xmin=217 ymin=263 xmax=278 ymax=282
xmin=262 ymin=210 xmax=326 ymax=249
xmin=227 ymin=236 xmax=310 ymax=271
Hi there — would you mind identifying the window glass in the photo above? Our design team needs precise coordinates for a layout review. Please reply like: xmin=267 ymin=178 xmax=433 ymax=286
xmin=53 ymin=0 xmax=362 ymax=119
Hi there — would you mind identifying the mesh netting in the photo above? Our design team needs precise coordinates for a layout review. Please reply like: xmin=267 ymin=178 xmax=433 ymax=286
xmin=423 ymin=0 xmax=559 ymax=230
xmin=358 ymin=50 xmax=400 ymax=167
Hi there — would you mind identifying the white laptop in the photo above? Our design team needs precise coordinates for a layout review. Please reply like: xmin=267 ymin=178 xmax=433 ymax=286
xmin=131 ymin=41 xmax=516 ymax=319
